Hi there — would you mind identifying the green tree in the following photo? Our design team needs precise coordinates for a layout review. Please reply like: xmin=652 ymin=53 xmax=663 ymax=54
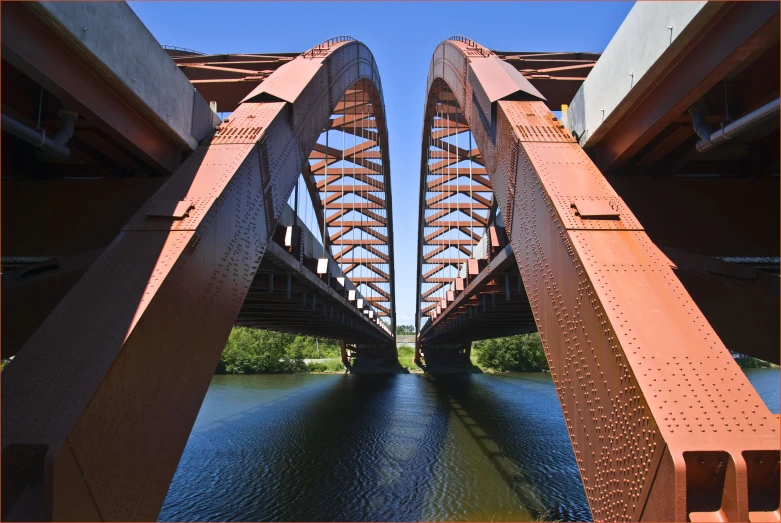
xmin=217 ymin=327 xmax=340 ymax=373
xmin=730 ymin=351 xmax=777 ymax=369
xmin=220 ymin=327 xmax=299 ymax=374
xmin=474 ymin=333 xmax=549 ymax=372
xmin=396 ymin=324 xmax=415 ymax=335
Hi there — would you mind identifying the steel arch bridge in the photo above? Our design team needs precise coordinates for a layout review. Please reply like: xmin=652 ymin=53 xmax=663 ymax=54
xmin=414 ymin=36 xmax=779 ymax=522
xmin=2 ymin=35 xmax=397 ymax=520
xmin=1 ymin=3 xmax=779 ymax=521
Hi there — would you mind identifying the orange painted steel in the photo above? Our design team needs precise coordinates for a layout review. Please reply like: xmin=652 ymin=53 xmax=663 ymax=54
xmin=170 ymin=51 xmax=297 ymax=113
xmin=418 ymin=37 xmax=779 ymax=522
xmin=175 ymin=50 xmax=396 ymax=326
xmin=415 ymin=81 xmax=491 ymax=327
xmin=491 ymin=50 xmax=599 ymax=111
xmin=310 ymin=79 xmax=395 ymax=323
xmin=2 ymin=38 xmax=393 ymax=521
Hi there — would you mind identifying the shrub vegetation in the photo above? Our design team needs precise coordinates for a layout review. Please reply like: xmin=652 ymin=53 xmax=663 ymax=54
xmin=731 ymin=351 xmax=777 ymax=369
xmin=473 ymin=333 xmax=549 ymax=372
xmin=217 ymin=327 xmax=342 ymax=374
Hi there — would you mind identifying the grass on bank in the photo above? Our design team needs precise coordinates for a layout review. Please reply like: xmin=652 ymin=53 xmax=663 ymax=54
xmin=397 ymin=344 xmax=416 ymax=370
xmin=305 ymin=360 xmax=346 ymax=372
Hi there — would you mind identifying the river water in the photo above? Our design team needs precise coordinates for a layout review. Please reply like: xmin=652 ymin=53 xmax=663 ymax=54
xmin=159 ymin=369 xmax=779 ymax=522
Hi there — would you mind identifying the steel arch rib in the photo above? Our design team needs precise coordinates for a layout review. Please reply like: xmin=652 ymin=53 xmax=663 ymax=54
xmin=1 ymin=37 xmax=394 ymax=521
xmin=309 ymin=78 xmax=396 ymax=330
xmin=419 ymin=37 xmax=779 ymax=522
xmin=415 ymin=81 xmax=492 ymax=336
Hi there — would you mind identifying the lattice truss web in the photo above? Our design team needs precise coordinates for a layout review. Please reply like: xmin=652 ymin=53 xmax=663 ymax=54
xmin=301 ymin=79 xmax=392 ymax=319
xmin=419 ymin=87 xmax=492 ymax=325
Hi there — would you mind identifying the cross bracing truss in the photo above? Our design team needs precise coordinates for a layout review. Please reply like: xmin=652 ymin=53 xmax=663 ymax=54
xmin=417 ymin=84 xmax=492 ymax=325
xmin=305 ymin=80 xmax=395 ymax=321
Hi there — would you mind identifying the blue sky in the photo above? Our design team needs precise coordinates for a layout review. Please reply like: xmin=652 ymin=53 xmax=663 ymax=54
xmin=130 ymin=2 xmax=634 ymax=327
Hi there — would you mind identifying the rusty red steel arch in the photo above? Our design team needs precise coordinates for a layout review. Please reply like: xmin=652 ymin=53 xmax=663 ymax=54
xmin=417 ymin=36 xmax=779 ymax=522
xmin=1 ymin=37 xmax=394 ymax=521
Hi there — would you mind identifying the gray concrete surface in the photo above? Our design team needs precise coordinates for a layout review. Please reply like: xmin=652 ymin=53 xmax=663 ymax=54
xmin=37 ymin=2 xmax=219 ymax=149
xmin=563 ymin=2 xmax=716 ymax=146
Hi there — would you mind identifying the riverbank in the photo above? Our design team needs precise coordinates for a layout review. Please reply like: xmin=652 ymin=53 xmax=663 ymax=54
xmin=733 ymin=353 xmax=779 ymax=369
xmin=202 ymin=327 xmax=778 ymax=376
xmin=215 ymin=329 xmax=776 ymax=375
xmin=212 ymin=330 xmax=549 ymax=375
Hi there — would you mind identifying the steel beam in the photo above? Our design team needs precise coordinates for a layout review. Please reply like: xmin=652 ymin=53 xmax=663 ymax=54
xmin=419 ymin=244 xmax=537 ymax=346
xmin=593 ymin=2 xmax=779 ymax=172
xmin=1 ymin=3 xmax=189 ymax=173
xmin=2 ymin=37 xmax=391 ymax=521
xmin=422 ymin=37 xmax=779 ymax=522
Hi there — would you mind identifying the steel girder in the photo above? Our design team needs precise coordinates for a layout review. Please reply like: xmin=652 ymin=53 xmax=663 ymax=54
xmin=2 ymin=37 xmax=394 ymax=521
xmin=171 ymin=51 xmax=298 ymax=113
xmin=591 ymin=2 xmax=779 ymax=172
xmin=1 ymin=3 xmax=189 ymax=173
xmin=419 ymin=37 xmax=779 ymax=522
xmin=491 ymin=51 xmax=599 ymax=111
xmin=310 ymin=78 xmax=396 ymax=327
xmin=415 ymin=81 xmax=493 ymax=331
xmin=175 ymin=50 xmax=397 ymax=328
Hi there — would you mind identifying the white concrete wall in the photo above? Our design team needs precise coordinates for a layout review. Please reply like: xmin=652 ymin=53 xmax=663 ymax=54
xmin=564 ymin=2 xmax=709 ymax=145
xmin=39 ymin=2 xmax=219 ymax=149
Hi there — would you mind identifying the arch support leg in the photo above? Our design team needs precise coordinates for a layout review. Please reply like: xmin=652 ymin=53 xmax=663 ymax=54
xmin=492 ymin=100 xmax=779 ymax=522
xmin=2 ymin=38 xmax=390 ymax=521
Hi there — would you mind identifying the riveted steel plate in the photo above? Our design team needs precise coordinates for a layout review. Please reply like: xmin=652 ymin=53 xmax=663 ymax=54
xmin=123 ymin=143 xmax=256 ymax=231
xmin=502 ymin=101 xmax=575 ymax=143
xmin=145 ymin=199 xmax=193 ymax=219
xmin=3 ymin=38 xmax=396 ymax=522
xmin=210 ymin=102 xmax=284 ymax=145
xmin=421 ymin=37 xmax=780 ymax=523
xmin=519 ymin=140 xmax=643 ymax=231
xmin=572 ymin=198 xmax=620 ymax=219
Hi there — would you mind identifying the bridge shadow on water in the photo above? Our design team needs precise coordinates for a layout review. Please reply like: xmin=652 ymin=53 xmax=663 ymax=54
xmin=159 ymin=372 xmax=591 ymax=522
xmin=159 ymin=374 xmax=452 ymax=522
xmin=425 ymin=373 xmax=592 ymax=522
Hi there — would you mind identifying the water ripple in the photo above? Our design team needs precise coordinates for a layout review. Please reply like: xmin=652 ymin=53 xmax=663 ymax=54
xmin=160 ymin=370 xmax=778 ymax=522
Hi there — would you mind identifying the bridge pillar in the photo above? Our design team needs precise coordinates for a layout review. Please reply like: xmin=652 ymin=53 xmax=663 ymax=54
xmin=419 ymin=342 xmax=472 ymax=371
xmin=414 ymin=341 xmax=422 ymax=366
xmin=339 ymin=340 xmax=350 ymax=365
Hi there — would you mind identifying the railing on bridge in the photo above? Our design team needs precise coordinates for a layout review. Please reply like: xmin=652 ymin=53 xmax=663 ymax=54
xmin=302 ymin=36 xmax=355 ymax=59
xmin=162 ymin=44 xmax=204 ymax=55
xmin=448 ymin=35 xmax=490 ymax=57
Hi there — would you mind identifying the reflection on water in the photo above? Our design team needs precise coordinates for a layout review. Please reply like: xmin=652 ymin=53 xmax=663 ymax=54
xmin=159 ymin=369 xmax=779 ymax=522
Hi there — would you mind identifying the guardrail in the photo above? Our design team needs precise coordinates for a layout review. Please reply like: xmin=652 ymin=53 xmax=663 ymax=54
xmin=162 ymin=45 xmax=204 ymax=55
xmin=302 ymin=36 xmax=355 ymax=59
xmin=448 ymin=35 xmax=490 ymax=57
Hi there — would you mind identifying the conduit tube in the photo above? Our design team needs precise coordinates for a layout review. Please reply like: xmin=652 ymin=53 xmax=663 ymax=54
xmin=690 ymin=98 xmax=779 ymax=153
xmin=1 ymin=109 xmax=78 ymax=158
